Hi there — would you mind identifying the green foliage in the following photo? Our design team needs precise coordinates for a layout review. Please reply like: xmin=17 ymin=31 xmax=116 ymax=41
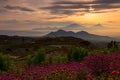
xmin=56 ymin=55 xmax=61 ymax=64
xmin=0 ymin=53 xmax=12 ymax=71
xmin=26 ymin=55 xmax=33 ymax=65
xmin=67 ymin=48 xmax=72 ymax=61
xmin=72 ymin=48 xmax=80 ymax=61
xmin=56 ymin=54 xmax=68 ymax=64
xmin=27 ymin=48 xmax=46 ymax=65
xmin=92 ymin=49 xmax=109 ymax=54
xmin=68 ymin=47 xmax=88 ymax=61
xmin=61 ymin=56 xmax=68 ymax=63
xmin=92 ymin=47 xmax=120 ymax=55
xmin=48 ymin=56 xmax=53 ymax=64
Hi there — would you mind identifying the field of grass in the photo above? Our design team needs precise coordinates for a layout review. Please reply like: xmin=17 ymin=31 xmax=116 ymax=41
xmin=0 ymin=37 xmax=120 ymax=80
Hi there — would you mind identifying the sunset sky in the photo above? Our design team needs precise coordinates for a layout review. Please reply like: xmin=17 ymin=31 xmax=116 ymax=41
xmin=0 ymin=0 xmax=120 ymax=37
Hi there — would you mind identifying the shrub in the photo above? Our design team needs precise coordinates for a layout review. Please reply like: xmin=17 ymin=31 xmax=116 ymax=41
xmin=26 ymin=55 xmax=33 ymax=65
xmin=72 ymin=48 xmax=80 ymax=61
xmin=68 ymin=47 xmax=88 ymax=61
xmin=0 ymin=53 xmax=12 ymax=71
xmin=27 ymin=48 xmax=46 ymax=65
xmin=48 ymin=55 xmax=53 ymax=64
xmin=79 ymin=48 xmax=88 ymax=60
xmin=91 ymin=48 xmax=116 ymax=55
xmin=60 ymin=56 xmax=68 ymax=63
xmin=67 ymin=48 xmax=73 ymax=61
xmin=56 ymin=55 xmax=61 ymax=64
xmin=55 ymin=54 xmax=68 ymax=64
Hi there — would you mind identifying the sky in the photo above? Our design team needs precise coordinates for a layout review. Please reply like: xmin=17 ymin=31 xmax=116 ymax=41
xmin=0 ymin=0 xmax=120 ymax=37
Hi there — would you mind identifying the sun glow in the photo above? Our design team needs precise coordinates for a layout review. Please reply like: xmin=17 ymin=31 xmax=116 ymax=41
xmin=88 ymin=7 xmax=94 ymax=11
xmin=81 ymin=13 xmax=100 ymax=23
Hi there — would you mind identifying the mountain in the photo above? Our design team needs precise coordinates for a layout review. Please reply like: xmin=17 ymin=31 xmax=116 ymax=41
xmin=46 ymin=29 xmax=75 ymax=37
xmin=45 ymin=29 xmax=114 ymax=42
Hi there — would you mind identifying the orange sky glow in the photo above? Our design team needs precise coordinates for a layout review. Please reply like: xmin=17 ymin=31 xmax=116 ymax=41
xmin=0 ymin=0 xmax=120 ymax=37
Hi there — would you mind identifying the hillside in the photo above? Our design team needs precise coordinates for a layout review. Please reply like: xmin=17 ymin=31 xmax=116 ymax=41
xmin=35 ymin=36 xmax=90 ymax=46
xmin=45 ymin=29 xmax=114 ymax=42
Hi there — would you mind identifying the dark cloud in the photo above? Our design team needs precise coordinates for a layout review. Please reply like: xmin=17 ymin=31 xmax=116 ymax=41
xmin=45 ymin=16 xmax=66 ymax=19
xmin=94 ymin=0 xmax=120 ymax=4
xmin=54 ymin=0 xmax=120 ymax=4
xmin=49 ymin=9 xmax=76 ymax=15
xmin=0 ymin=20 xmax=19 ymax=23
xmin=0 ymin=0 xmax=8 ymax=2
xmin=0 ymin=9 xmax=8 ymax=13
xmin=4 ymin=5 xmax=35 ymax=12
xmin=41 ymin=0 xmax=120 ymax=15
xmin=41 ymin=3 xmax=89 ymax=15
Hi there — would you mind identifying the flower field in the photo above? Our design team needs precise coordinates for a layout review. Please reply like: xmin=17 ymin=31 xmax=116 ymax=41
xmin=0 ymin=52 xmax=120 ymax=80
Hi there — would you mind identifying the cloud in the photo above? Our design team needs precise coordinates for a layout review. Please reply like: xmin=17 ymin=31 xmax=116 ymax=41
xmin=0 ymin=19 xmax=19 ymax=23
xmin=0 ymin=30 xmax=43 ymax=36
xmin=0 ymin=0 xmax=8 ymax=3
xmin=41 ymin=3 xmax=89 ymax=15
xmin=32 ymin=27 xmax=58 ymax=31
xmin=0 ymin=9 xmax=8 ymax=13
xmin=107 ymin=21 xmax=114 ymax=23
xmin=62 ymin=23 xmax=105 ymax=31
xmin=41 ymin=0 xmax=120 ymax=15
xmin=94 ymin=0 xmax=120 ymax=4
xmin=62 ymin=23 xmax=85 ymax=30
xmin=4 ymin=5 xmax=35 ymax=12
xmin=93 ymin=24 xmax=103 ymax=27
xmin=0 ymin=19 xmax=72 ymax=26
xmin=54 ymin=0 xmax=120 ymax=4
xmin=45 ymin=16 xmax=66 ymax=19
xmin=32 ymin=23 xmax=87 ymax=32
xmin=31 ymin=22 xmax=87 ymax=31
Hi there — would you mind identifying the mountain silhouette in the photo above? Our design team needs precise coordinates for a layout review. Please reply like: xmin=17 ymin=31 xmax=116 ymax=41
xmin=45 ymin=29 xmax=114 ymax=42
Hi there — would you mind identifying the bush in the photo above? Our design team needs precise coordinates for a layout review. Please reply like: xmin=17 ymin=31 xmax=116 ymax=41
xmin=56 ymin=55 xmax=68 ymax=63
xmin=0 ymin=53 xmax=12 ymax=71
xmin=26 ymin=55 xmax=33 ymax=65
xmin=67 ymin=48 xmax=73 ymax=61
xmin=61 ymin=56 xmax=68 ymax=63
xmin=68 ymin=47 xmax=88 ymax=61
xmin=48 ymin=55 xmax=53 ymax=64
xmin=27 ymin=48 xmax=46 ymax=65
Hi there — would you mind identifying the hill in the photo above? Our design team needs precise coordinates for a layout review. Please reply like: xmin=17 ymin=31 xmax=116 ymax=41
xmin=45 ymin=29 xmax=114 ymax=42
xmin=35 ymin=36 xmax=90 ymax=46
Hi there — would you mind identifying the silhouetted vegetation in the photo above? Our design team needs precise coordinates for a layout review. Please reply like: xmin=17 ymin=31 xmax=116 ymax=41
xmin=0 ymin=53 xmax=12 ymax=72
xmin=68 ymin=47 xmax=88 ymax=61
xmin=27 ymin=48 xmax=46 ymax=65
xmin=107 ymin=40 xmax=118 ymax=49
